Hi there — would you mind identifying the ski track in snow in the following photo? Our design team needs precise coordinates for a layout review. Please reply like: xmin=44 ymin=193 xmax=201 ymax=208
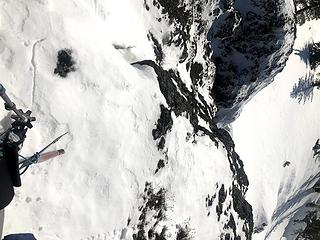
xmin=30 ymin=38 xmax=46 ymax=107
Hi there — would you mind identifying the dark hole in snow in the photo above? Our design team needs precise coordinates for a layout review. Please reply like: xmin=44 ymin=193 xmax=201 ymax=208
xmin=283 ymin=161 xmax=291 ymax=167
xmin=54 ymin=49 xmax=76 ymax=78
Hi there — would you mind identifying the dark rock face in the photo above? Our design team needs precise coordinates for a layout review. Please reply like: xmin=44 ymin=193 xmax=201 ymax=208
xmin=133 ymin=182 xmax=168 ymax=240
xmin=152 ymin=105 xmax=173 ymax=150
xmin=295 ymin=211 xmax=320 ymax=240
xmin=54 ymin=49 xmax=76 ymax=78
xmin=216 ymin=184 xmax=227 ymax=220
xmin=145 ymin=0 xmax=296 ymax=125
xmin=208 ymin=0 xmax=296 ymax=124
xmin=145 ymin=0 xmax=216 ymax=107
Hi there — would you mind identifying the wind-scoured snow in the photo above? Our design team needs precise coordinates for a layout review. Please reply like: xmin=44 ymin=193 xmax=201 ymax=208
xmin=233 ymin=19 xmax=320 ymax=240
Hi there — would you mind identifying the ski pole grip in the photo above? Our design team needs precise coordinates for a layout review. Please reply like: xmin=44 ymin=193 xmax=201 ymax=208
xmin=0 ymin=84 xmax=5 ymax=95
xmin=0 ymin=84 xmax=15 ymax=110
xmin=38 ymin=149 xmax=65 ymax=163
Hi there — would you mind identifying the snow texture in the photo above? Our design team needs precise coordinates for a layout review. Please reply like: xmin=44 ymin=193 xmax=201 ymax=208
xmin=0 ymin=0 xmax=250 ymax=239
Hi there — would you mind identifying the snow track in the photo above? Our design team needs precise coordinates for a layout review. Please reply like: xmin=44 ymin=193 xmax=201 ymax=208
xmin=30 ymin=38 xmax=45 ymax=106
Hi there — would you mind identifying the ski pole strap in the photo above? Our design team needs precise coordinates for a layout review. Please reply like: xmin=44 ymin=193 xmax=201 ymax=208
xmin=19 ymin=149 xmax=65 ymax=171
xmin=19 ymin=153 xmax=40 ymax=170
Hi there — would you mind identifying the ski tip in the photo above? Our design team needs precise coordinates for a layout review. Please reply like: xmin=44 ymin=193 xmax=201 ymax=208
xmin=61 ymin=132 xmax=69 ymax=137
xmin=55 ymin=132 xmax=69 ymax=141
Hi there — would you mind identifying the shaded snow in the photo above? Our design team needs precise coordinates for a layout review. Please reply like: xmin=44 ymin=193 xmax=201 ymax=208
xmin=232 ymin=19 xmax=320 ymax=240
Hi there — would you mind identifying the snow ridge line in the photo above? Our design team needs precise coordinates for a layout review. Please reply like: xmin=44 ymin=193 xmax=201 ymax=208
xmin=30 ymin=38 xmax=46 ymax=107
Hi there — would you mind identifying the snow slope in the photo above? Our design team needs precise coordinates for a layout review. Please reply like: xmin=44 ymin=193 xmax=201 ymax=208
xmin=232 ymin=20 xmax=320 ymax=240
xmin=0 ymin=1 xmax=162 ymax=238
xmin=0 ymin=1 xmax=252 ymax=239
xmin=1 ymin=0 xmax=313 ymax=239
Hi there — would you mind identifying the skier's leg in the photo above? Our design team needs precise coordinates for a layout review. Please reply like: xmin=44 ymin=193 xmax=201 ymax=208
xmin=0 ymin=208 xmax=4 ymax=239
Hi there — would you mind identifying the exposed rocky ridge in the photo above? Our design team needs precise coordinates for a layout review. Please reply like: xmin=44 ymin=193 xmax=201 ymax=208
xmin=144 ymin=0 xmax=296 ymax=125
xmin=209 ymin=0 xmax=296 ymax=124
xmin=132 ymin=0 xmax=296 ymax=239
xmin=133 ymin=60 xmax=253 ymax=240
xmin=144 ymin=0 xmax=217 ymax=114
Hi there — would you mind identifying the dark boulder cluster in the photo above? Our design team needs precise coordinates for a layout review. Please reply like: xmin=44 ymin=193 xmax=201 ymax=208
xmin=54 ymin=49 xmax=76 ymax=78
xmin=133 ymin=182 xmax=168 ymax=240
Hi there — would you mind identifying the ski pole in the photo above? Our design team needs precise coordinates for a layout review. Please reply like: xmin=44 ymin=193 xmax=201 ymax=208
xmin=19 ymin=132 xmax=68 ymax=171
xmin=0 ymin=84 xmax=35 ymax=123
